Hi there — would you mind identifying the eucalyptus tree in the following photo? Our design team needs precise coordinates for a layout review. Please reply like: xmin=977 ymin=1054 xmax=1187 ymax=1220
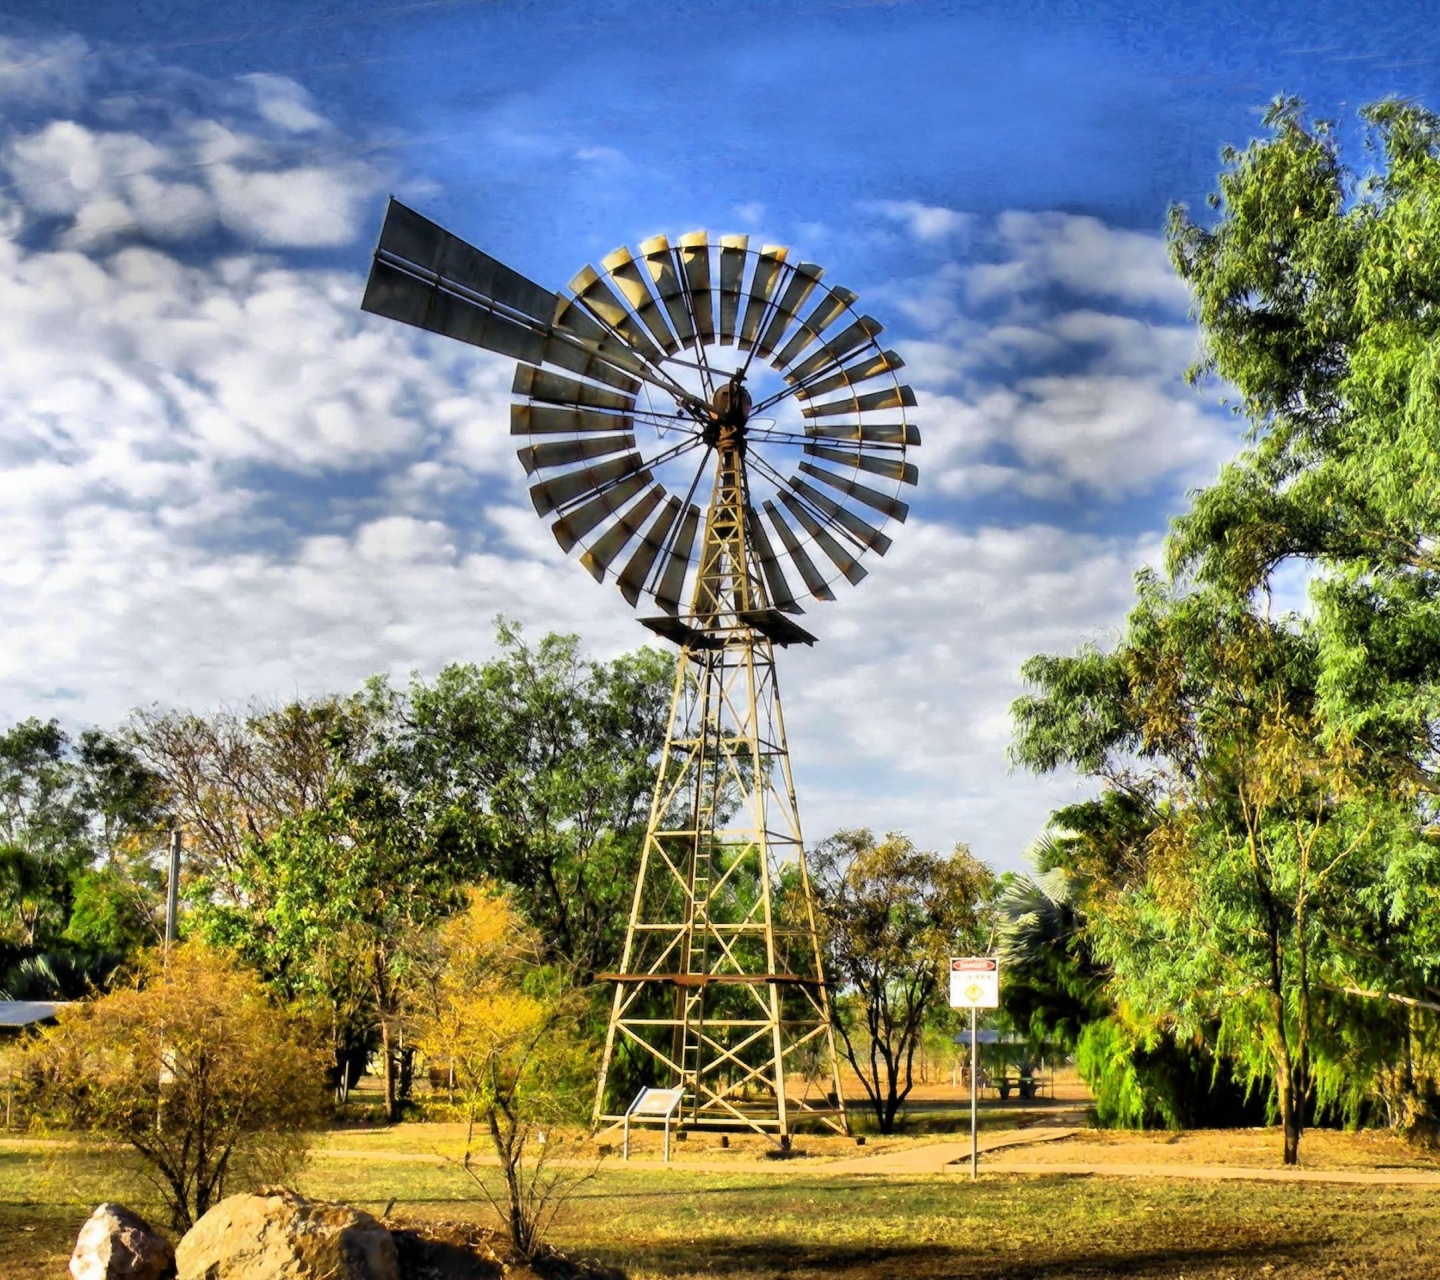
xmin=1166 ymin=95 xmax=1440 ymax=1132
xmin=392 ymin=621 xmax=674 ymax=978
xmin=811 ymin=830 xmax=994 ymax=1133
xmin=1010 ymin=95 xmax=1440 ymax=1158
xmin=178 ymin=624 xmax=674 ymax=1114
xmin=1168 ymin=97 xmax=1440 ymax=782
xmin=1013 ymin=571 xmax=1440 ymax=1161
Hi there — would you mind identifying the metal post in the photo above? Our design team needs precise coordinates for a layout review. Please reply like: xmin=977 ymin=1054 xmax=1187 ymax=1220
xmin=164 ymin=829 xmax=181 ymax=951
xmin=970 ymin=1006 xmax=979 ymax=1181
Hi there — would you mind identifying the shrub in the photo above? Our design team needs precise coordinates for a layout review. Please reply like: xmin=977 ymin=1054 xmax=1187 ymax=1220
xmin=19 ymin=941 xmax=327 ymax=1229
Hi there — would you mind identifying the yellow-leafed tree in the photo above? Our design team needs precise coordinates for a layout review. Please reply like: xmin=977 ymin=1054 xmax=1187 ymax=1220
xmin=417 ymin=885 xmax=597 ymax=1259
xmin=18 ymin=942 xmax=326 ymax=1229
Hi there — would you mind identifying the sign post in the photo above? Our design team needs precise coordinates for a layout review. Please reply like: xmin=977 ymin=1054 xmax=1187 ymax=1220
xmin=949 ymin=956 xmax=999 ymax=1181
xmin=970 ymin=1005 xmax=977 ymax=1179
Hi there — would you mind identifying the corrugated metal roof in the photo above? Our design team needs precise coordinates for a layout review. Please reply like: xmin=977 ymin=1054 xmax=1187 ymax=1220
xmin=952 ymin=1029 xmax=1025 ymax=1045
xmin=0 ymin=1000 xmax=69 ymax=1027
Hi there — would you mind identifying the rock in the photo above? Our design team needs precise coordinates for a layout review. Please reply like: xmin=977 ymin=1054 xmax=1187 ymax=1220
xmin=175 ymin=1189 xmax=398 ymax=1280
xmin=69 ymin=1203 xmax=176 ymax=1280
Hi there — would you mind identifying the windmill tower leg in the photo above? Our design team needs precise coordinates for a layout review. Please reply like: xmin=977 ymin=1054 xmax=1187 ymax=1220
xmin=593 ymin=442 xmax=847 ymax=1141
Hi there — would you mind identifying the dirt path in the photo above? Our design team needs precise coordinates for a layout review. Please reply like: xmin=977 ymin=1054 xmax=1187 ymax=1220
xmin=306 ymin=1123 xmax=1080 ymax=1176
xmin=986 ymin=1158 xmax=1440 ymax=1187
xmin=821 ymin=1125 xmax=1078 ymax=1174
xmin=19 ymin=1121 xmax=1440 ymax=1188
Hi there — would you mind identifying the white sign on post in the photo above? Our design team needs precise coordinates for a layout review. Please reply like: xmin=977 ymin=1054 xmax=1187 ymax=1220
xmin=949 ymin=955 xmax=1000 ymax=1181
xmin=949 ymin=956 xmax=999 ymax=1009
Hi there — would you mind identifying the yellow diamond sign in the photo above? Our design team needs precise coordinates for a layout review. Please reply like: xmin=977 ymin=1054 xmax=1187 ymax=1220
xmin=949 ymin=956 xmax=999 ymax=1009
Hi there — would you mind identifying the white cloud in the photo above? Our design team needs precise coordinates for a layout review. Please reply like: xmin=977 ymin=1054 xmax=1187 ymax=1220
xmin=0 ymin=33 xmax=91 ymax=111
xmin=970 ymin=210 xmax=1192 ymax=312
xmin=0 ymin=44 xmax=382 ymax=250
xmin=873 ymin=210 xmax=1234 ymax=503
xmin=867 ymin=198 xmax=971 ymax=243
xmin=207 ymin=162 xmax=372 ymax=247
xmin=781 ymin=519 xmax=1158 ymax=866
xmin=575 ymin=144 xmax=626 ymax=165
xmin=356 ymin=516 xmax=456 ymax=564
xmin=925 ymin=372 xmax=1229 ymax=501
xmin=243 ymin=74 xmax=329 ymax=134
xmin=0 ymin=496 xmax=639 ymax=730
xmin=0 ymin=33 xmax=1232 ymax=876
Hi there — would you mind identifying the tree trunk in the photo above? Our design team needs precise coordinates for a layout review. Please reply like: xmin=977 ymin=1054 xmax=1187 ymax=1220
xmin=1281 ymin=1091 xmax=1301 ymax=1165
xmin=490 ymin=1109 xmax=529 ymax=1256
xmin=380 ymin=1019 xmax=398 ymax=1122
xmin=1275 ymin=1054 xmax=1301 ymax=1166
xmin=398 ymin=1045 xmax=414 ymax=1103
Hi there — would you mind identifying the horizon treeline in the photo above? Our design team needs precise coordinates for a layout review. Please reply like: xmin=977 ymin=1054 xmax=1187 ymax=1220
xmin=0 ymin=622 xmax=675 ymax=1119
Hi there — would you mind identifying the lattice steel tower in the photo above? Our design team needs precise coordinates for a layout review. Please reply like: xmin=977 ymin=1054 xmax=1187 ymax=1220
xmin=360 ymin=203 xmax=920 ymax=1141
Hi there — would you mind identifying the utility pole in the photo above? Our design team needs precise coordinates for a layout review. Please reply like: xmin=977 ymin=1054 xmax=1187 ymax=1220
xmin=164 ymin=828 xmax=181 ymax=953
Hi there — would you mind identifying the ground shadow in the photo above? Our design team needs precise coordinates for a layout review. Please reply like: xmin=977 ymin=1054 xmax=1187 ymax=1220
xmin=579 ymin=1236 xmax=1318 ymax=1280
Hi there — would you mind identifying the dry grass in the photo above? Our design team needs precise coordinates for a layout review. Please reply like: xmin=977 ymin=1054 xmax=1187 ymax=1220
xmin=7 ymin=1118 xmax=1440 ymax=1278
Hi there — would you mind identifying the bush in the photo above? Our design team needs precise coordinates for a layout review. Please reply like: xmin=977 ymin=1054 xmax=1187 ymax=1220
xmin=416 ymin=886 xmax=598 ymax=1258
xmin=18 ymin=942 xmax=327 ymax=1229
xmin=1076 ymin=1018 xmax=1266 ymax=1130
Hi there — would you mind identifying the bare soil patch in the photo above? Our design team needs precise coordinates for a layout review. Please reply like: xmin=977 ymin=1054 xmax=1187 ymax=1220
xmin=982 ymin=1125 xmax=1440 ymax=1173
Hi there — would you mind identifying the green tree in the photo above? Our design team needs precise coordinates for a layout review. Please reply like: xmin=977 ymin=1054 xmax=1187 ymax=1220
xmin=997 ymin=825 xmax=1266 ymax=1131
xmin=19 ymin=942 xmax=326 ymax=1230
xmin=1170 ymin=95 xmax=1440 ymax=1135
xmin=388 ymin=621 xmax=674 ymax=977
xmin=1009 ymin=98 xmax=1440 ymax=1157
xmin=157 ymin=626 xmax=672 ymax=1112
xmin=126 ymin=697 xmax=358 ymax=911
xmin=192 ymin=696 xmax=477 ymax=1121
xmin=1166 ymin=97 xmax=1440 ymax=795
xmin=131 ymin=695 xmax=382 ymax=1099
xmin=0 ymin=720 xmax=168 ymax=991
xmin=811 ymin=830 xmax=994 ymax=1134
xmin=64 ymin=730 xmax=172 ymax=956
xmin=1013 ymin=576 xmax=1435 ymax=1161
xmin=0 ymin=719 xmax=90 ymax=950
xmin=995 ymin=857 xmax=1102 ymax=1054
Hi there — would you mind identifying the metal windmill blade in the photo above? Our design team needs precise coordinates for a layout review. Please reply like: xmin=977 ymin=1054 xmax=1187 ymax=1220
xmin=362 ymin=201 xmax=920 ymax=626
xmin=503 ymin=234 xmax=918 ymax=626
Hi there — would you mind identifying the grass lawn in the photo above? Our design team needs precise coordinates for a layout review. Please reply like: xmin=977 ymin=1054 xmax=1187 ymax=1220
xmin=6 ymin=1129 xmax=1440 ymax=1279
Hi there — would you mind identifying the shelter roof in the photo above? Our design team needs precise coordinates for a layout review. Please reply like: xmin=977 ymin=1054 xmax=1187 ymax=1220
xmin=0 ymin=1000 xmax=70 ymax=1028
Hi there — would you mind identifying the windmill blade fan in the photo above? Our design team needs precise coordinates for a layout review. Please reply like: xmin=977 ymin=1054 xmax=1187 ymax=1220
xmin=361 ymin=210 xmax=922 ymax=632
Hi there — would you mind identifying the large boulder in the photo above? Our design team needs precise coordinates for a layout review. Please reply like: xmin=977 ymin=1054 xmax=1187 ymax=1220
xmin=175 ymin=1190 xmax=398 ymax=1280
xmin=69 ymin=1203 xmax=175 ymax=1280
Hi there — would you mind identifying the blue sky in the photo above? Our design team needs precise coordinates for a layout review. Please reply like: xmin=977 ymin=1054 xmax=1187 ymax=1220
xmin=2 ymin=0 xmax=1438 ymax=868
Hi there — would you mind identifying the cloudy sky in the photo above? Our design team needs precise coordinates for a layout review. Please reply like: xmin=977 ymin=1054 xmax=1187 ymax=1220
xmin=3 ymin=0 xmax=1438 ymax=870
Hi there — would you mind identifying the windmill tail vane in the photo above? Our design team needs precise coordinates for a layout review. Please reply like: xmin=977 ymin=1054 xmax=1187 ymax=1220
xmin=361 ymin=196 xmax=922 ymax=1140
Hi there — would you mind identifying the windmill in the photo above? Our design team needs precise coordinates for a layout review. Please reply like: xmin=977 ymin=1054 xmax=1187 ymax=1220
xmin=361 ymin=201 xmax=919 ymax=1142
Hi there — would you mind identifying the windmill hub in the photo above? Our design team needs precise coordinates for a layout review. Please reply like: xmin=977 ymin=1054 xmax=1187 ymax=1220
xmin=707 ymin=378 xmax=752 ymax=449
